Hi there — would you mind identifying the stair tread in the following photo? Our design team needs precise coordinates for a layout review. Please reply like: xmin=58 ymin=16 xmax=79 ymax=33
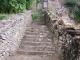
xmin=17 ymin=51 xmax=55 ymax=55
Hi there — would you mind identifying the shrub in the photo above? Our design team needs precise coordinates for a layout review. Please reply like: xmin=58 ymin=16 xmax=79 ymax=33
xmin=64 ymin=0 xmax=80 ymax=23
xmin=0 ymin=0 xmax=26 ymax=13
xmin=0 ymin=0 xmax=8 ymax=13
xmin=32 ymin=11 xmax=40 ymax=20
xmin=26 ymin=0 xmax=35 ymax=9
xmin=64 ymin=0 xmax=75 ymax=7
xmin=74 ymin=11 xmax=80 ymax=23
xmin=76 ymin=2 xmax=80 ymax=9
xmin=39 ymin=7 xmax=43 ymax=11
xmin=37 ymin=0 xmax=41 ymax=3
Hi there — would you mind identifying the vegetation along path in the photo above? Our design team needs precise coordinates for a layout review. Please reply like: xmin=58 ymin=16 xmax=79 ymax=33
xmin=7 ymin=18 xmax=60 ymax=60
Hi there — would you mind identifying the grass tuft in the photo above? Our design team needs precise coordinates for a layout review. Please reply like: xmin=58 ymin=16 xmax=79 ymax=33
xmin=32 ymin=11 xmax=40 ymax=20
xmin=0 ymin=14 xmax=9 ymax=20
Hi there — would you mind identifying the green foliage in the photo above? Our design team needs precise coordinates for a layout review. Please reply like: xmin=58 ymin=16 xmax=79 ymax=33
xmin=0 ymin=0 xmax=8 ymax=13
xmin=76 ymin=2 xmax=80 ymax=8
xmin=9 ymin=0 xmax=26 ymax=13
xmin=32 ymin=11 xmax=40 ymax=20
xmin=39 ymin=7 xmax=43 ymax=11
xmin=37 ymin=0 xmax=41 ymax=3
xmin=74 ymin=11 xmax=80 ymax=23
xmin=49 ymin=7 xmax=58 ymax=17
xmin=0 ymin=0 xmax=26 ymax=13
xmin=64 ymin=0 xmax=80 ymax=23
xmin=49 ymin=7 xmax=55 ymax=13
xmin=64 ymin=0 xmax=76 ymax=7
xmin=26 ymin=0 xmax=35 ymax=9
xmin=0 ymin=14 xmax=9 ymax=20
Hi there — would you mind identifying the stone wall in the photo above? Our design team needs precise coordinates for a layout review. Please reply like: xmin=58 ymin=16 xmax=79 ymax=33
xmin=45 ymin=10 xmax=80 ymax=60
xmin=0 ymin=11 xmax=32 ymax=60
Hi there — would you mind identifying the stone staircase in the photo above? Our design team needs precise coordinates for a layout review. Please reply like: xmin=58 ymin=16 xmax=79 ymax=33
xmin=7 ymin=19 xmax=59 ymax=60
xmin=18 ymin=20 xmax=54 ymax=55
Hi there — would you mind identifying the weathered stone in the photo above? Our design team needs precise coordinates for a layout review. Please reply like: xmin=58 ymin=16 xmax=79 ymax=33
xmin=45 ymin=0 xmax=80 ymax=60
xmin=0 ymin=10 xmax=32 ymax=60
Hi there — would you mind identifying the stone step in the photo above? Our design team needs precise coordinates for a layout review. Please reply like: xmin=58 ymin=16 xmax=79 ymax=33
xmin=25 ymin=27 xmax=48 ymax=31
xmin=21 ymin=41 xmax=52 ymax=46
xmin=32 ymin=21 xmax=45 ymax=25
xmin=22 ymin=37 xmax=52 ymax=42
xmin=24 ymin=33 xmax=50 ymax=37
xmin=22 ymin=36 xmax=52 ymax=40
xmin=25 ymin=32 xmax=49 ymax=36
xmin=17 ymin=50 xmax=55 ymax=55
xmin=25 ymin=34 xmax=47 ymax=37
xmin=26 ymin=25 xmax=47 ymax=28
xmin=20 ymin=43 xmax=52 ymax=47
xmin=33 ymin=22 xmax=46 ymax=25
xmin=21 ymin=41 xmax=52 ymax=44
xmin=22 ymin=38 xmax=52 ymax=42
xmin=27 ymin=32 xmax=48 ymax=34
xmin=24 ymin=35 xmax=49 ymax=39
xmin=19 ymin=45 xmax=54 ymax=51
xmin=25 ymin=29 xmax=49 ymax=33
xmin=20 ymin=44 xmax=52 ymax=48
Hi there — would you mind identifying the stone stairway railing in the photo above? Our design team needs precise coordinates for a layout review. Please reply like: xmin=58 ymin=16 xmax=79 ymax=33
xmin=43 ymin=9 xmax=80 ymax=60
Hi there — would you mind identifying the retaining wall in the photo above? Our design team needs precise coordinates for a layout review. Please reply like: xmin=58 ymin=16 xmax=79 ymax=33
xmin=45 ymin=10 xmax=80 ymax=60
xmin=0 ymin=11 xmax=32 ymax=60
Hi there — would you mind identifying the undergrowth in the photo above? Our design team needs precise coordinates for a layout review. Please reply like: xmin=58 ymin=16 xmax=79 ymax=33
xmin=32 ymin=11 xmax=40 ymax=20
xmin=74 ymin=11 xmax=80 ymax=23
xmin=0 ymin=14 xmax=9 ymax=20
xmin=49 ymin=7 xmax=58 ymax=17
xmin=64 ymin=0 xmax=80 ymax=23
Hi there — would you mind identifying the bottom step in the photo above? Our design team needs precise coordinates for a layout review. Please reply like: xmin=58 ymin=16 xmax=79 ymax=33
xmin=17 ymin=51 xmax=55 ymax=55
